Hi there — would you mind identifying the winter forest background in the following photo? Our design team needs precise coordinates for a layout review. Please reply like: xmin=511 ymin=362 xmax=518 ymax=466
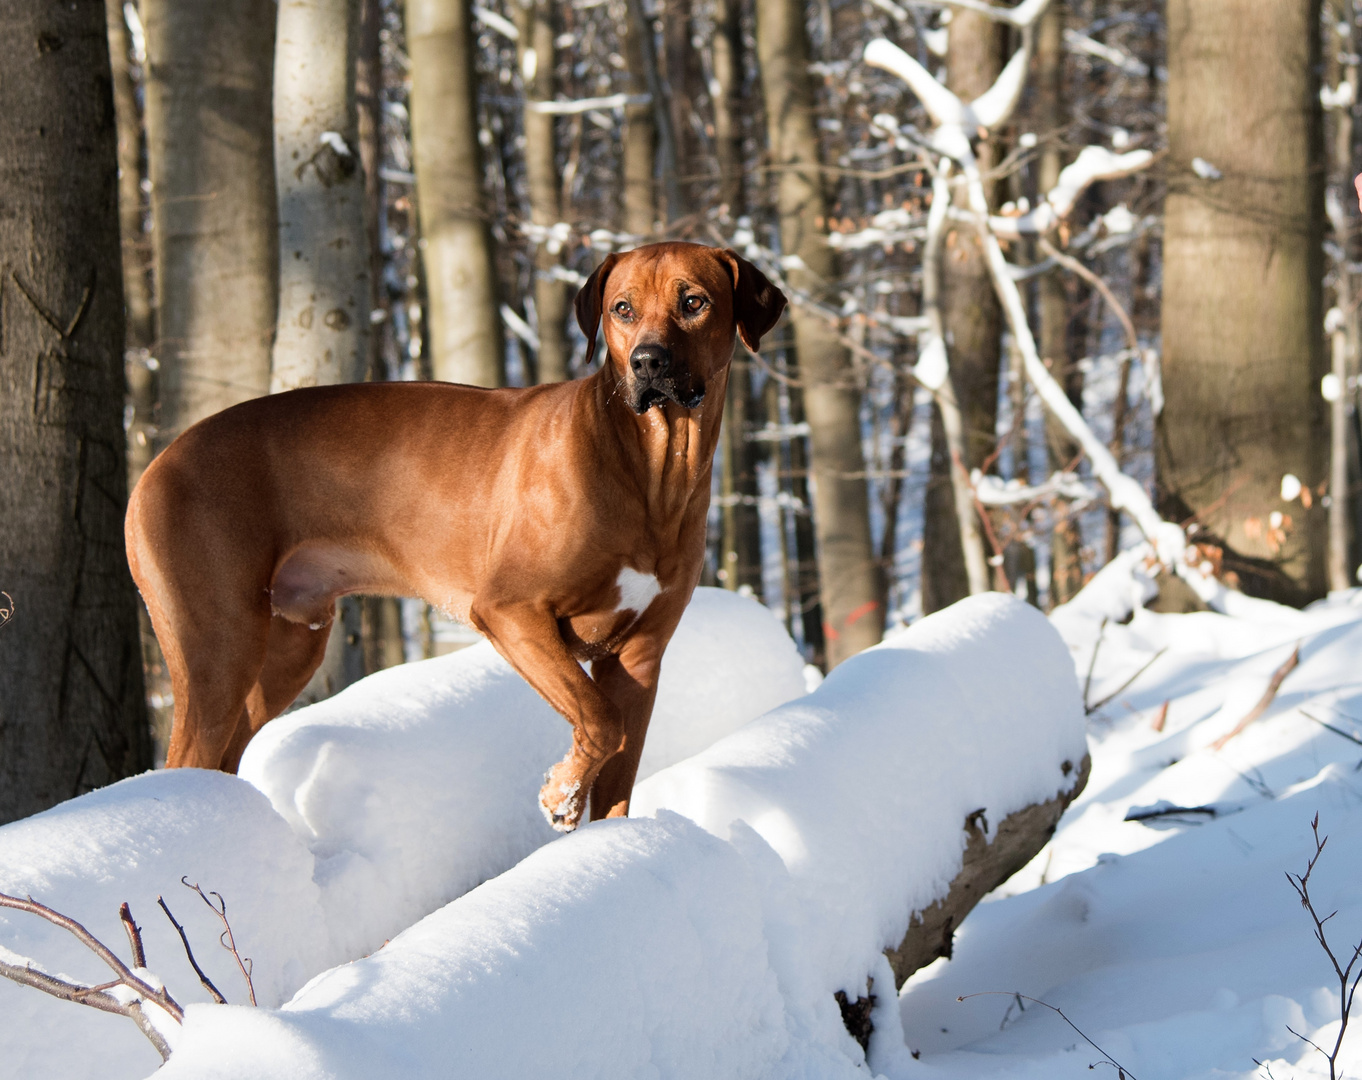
xmin=5 ymin=1 xmax=1362 ymax=1076
xmin=2 ymin=0 xmax=1350 ymax=820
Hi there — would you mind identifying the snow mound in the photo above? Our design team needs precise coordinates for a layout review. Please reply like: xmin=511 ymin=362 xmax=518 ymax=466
xmin=0 ymin=770 xmax=330 ymax=1080
xmin=892 ymin=565 xmax=1362 ymax=1079
xmin=0 ymin=588 xmax=805 ymax=1080
xmin=155 ymin=814 xmax=861 ymax=1080
xmin=155 ymin=592 xmax=1085 ymax=1079
xmin=634 ymin=591 xmax=1088 ymax=998
xmin=238 ymin=586 xmax=807 ymax=958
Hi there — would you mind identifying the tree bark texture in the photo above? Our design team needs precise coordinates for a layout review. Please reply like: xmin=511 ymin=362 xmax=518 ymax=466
xmin=1036 ymin=3 xmax=1085 ymax=606
xmin=104 ymin=0 xmax=157 ymax=496
xmin=271 ymin=0 xmax=371 ymax=393
xmin=1161 ymin=0 xmax=1327 ymax=605
xmin=756 ymin=0 xmax=882 ymax=666
xmin=406 ymin=0 xmax=504 ymax=386
xmin=142 ymin=0 xmax=278 ymax=445
xmin=886 ymin=754 xmax=1089 ymax=987
xmin=621 ymin=3 xmax=657 ymax=237
xmin=516 ymin=0 xmax=570 ymax=383
xmin=0 ymin=0 xmax=151 ymax=823
xmin=711 ymin=0 xmax=745 ymax=215
xmin=922 ymin=10 xmax=1004 ymax=614
xmin=719 ymin=353 xmax=763 ymax=592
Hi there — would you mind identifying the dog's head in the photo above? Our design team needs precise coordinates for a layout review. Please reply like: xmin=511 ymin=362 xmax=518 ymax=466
xmin=574 ymin=242 xmax=786 ymax=414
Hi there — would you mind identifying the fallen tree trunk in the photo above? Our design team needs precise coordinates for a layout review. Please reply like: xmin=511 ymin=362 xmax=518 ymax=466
xmin=885 ymin=753 xmax=1091 ymax=988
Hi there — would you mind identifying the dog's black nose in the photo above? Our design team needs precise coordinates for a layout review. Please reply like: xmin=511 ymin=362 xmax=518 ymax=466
xmin=629 ymin=343 xmax=671 ymax=379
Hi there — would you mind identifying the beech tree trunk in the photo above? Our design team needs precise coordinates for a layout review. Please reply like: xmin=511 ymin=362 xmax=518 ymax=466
xmin=271 ymin=0 xmax=371 ymax=393
xmin=516 ymin=0 xmax=570 ymax=383
xmin=1036 ymin=4 xmax=1084 ymax=606
xmin=713 ymin=0 xmax=762 ymax=594
xmin=406 ymin=0 xmax=504 ymax=386
xmin=921 ymin=10 xmax=1003 ymax=614
xmin=142 ymin=0 xmax=278 ymax=446
xmin=0 ymin=0 xmax=150 ymax=822
xmin=621 ymin=0 xmax=660 ymax=235
xmin=755 ymin=0 xmax=882 ymax=666
xmin=272 ymin=0 xmax=371 ymax=704
xmin=1160 ymin=0 xmax=1327 ymax=605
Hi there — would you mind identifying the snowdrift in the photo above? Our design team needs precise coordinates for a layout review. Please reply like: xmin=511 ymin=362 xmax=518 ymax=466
xmin=893 ymin=553 xmax=1362 ymax=1079
xmin=150 ymin=592 xmax=1084 ymax=1079
xmin=0 ymin=589 xmax=806 ymax=1080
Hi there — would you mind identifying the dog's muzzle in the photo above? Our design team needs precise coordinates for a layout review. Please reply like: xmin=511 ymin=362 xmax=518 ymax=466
xmin=627 ymin=344 xmax=704 ymax=413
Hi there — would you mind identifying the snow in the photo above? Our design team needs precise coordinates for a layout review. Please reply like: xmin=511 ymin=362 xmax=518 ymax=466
xmin=0 ymin=588 xmax=803 ymax=1080
xmin=14 ymin=560 xmax=1362 ymax=1080
xmin=890 ymin=569 xmax=1362 ymax=1080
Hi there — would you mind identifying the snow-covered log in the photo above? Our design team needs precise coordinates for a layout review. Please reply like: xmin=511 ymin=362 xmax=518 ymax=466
xmin=152 ymin=593 xmax=1085 ymax=1079
xmin=0 ymin=590 xmax=805 ymax=1080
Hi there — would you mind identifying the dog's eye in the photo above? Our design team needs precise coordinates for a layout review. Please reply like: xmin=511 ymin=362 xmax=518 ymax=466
xmin=612 ymin=300 xmax=633 ymax=319
xmin=683 ymin=295 xmax=707 ymax=314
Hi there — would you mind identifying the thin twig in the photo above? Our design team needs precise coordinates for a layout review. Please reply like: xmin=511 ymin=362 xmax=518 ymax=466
xmin=1300 ymin=709 xmax=1362 ymax=748
xmin=1087 ymin=646 xmax=1168 ymax=716
xmin=120 ymin=902 xmax=146 ymax=970
xmin=1082 ymin=618 xmax=1108 ymax=712
xmin=158 ymin=894 xmax=228 ymax=1004
xmin=182 ymin=878 xmax=256 ymax=1006
xmin=958 ymin=992 xmax=1139 ymax=1078
xmin=1284 ymin=814 xmax=1362 ymax=1080
xmin=1038 ymin=238 xmax=1138 ymax=352
xmin=1211 ymin=644 xmax=1301 ymax=750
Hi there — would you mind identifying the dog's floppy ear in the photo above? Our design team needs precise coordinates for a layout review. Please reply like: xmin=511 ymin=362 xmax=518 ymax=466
xmin=574 ymin=252 xmax=620 ymax=367
xmin=717 ymin=249 xmax=787 ymax=354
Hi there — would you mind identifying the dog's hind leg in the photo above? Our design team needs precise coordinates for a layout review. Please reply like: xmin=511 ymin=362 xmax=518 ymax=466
xmin=219 ymin=615 xmax=333 ymax=771
xmin=161 ymin=608 xmax=272 ymax=772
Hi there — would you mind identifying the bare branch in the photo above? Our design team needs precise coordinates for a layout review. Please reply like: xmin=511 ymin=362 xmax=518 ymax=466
xmin=0 ymin=891 xmax=182 ymax=1022
xmin=182 ymin=878 xmax=256 ymax=1007
xmin=958 ymin=992 xmax=1138 ymax=1078
xmin=1211 ymin=645 xmax=1300 ymax=750
xmin=158 ymin=894 xmax=227 ymax=1005
xmin=119 ymin=902 xmax=146 ymax=970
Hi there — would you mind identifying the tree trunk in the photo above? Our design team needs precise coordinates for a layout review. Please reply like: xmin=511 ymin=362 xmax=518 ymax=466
xmin=272 ymin=0 xmax=372 ymax=705
xmin=755 ymin=0 xmax=882 ymax=666
xmin=106 ymin=0 xmax=157 ymax=492
xmin=356 ymin=0 xmax=407 ymax=671
xmin=713 ymin=0 xmax=762 ymax=594
xmin=516 ymin=0 xmax=570 ymax=383
xmin=921 ymin=10 xmax=1003 ymax=614
xmin=1161 ymin=0 xmax=1327 ymax=605
xmin=1036 ymin=3 xmax=1084 ymax=606
xmin=621 ymin=3 xmax=657 ymax=237
xmin=142 ymin=0 xmax=278 ymax=446
xmin=0 ymin=0 xmax=151 ymax=822
xmin=271 ymin=0 xmax=371 ymax=393
xmin=406 ymin=0 xmax=504 ymax=386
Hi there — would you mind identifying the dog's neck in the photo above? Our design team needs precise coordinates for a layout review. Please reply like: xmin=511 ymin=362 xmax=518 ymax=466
xmin=587 ymin=360 xmax=728 ymax=525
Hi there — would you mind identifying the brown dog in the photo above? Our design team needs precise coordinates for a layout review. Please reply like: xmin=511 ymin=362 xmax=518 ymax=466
xmin=125 ymin=242 xmax=785 ymax=830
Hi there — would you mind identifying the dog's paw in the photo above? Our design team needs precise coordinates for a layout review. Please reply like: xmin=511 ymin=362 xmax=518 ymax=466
xmin=539 ymin=766 xmax=584 ymax=832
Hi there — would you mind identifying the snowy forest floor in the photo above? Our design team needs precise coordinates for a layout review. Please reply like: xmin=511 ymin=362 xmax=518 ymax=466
xmin=6 ymin=564 xmax=1362 ymax=1078
xmin=892 ymin=555 xmax=1362 ymax=1080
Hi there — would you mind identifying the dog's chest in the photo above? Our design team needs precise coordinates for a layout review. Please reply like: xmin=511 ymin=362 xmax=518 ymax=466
xmin=558 ymin=566 xmax=663 ymax=659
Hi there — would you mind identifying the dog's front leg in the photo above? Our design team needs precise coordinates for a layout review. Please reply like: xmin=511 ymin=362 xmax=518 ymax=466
xmin=587 ymin=634 xmax=666 ymax=821
xmin=469 ymin=600 xmax=624 ymax=831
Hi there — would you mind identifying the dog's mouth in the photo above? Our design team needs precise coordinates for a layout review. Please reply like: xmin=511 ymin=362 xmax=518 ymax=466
xmin=629 ymin=379 xmax=705 ymax=414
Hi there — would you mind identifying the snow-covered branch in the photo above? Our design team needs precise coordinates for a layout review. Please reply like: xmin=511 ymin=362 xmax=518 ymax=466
xmin=989 ymin=146 xmax=1154 ymax=239
xmin=525 ymin=92 xmax=651 ymax=116
xmin=973 ymin=470 xmax=1099 ymax=508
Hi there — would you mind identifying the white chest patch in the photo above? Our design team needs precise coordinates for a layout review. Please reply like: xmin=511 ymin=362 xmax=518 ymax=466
xmin=614 ymin=567 xmax=661 ymax=614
